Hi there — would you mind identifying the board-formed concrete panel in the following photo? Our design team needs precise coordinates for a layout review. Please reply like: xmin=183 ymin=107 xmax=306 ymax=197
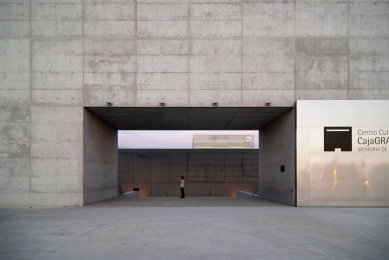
xmin=191 ymin=39 xmax=241 ymax=55
xmin=0 ymin=3 xmax=30 ymax=21
xmin=190 ymin=3 xmax=241 ymax=21
xmin=139 ymin=3 xmax=188 ymax=21
xmin=138 ymin=39 xmax=189 ymax=55
xmin=0 ymin=21 xmax=30 ymax=37
xmin=243 ymin=3 xmax=294 ymax=37
xmin=296 ymin=38 xmax=348 ymax=55
xmin=296 ymin=3 xmax=348 ymax=37
xmin=31 ymin=3 xmax=82 ymax=21
xmin=350 ymin=3 xmax=389 ymax=37
xmin=295 ymin=55 xmax=348 ymax=90
xmin=84 ymin=2 xmax=136 ymax=21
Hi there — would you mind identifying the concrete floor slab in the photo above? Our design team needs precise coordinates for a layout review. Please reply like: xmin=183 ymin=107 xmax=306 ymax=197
xmin=0 ymin=197 xmax=388 ymax=260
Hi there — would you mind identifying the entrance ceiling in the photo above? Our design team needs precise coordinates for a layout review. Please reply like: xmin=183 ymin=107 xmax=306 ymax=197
xmin=86 ymin=107 xmax=293 ymax=130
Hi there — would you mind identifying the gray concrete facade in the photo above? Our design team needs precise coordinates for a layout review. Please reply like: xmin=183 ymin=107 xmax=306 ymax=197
xmin=83 ymin=110 xmax=117 ymax=205
xmin=1 ymin=0 xmax=389 ymax=206
xmin=259 ymin=108 xmax=296 ymax=206
xmin=118 ymin=149 xmax=258 ymax=198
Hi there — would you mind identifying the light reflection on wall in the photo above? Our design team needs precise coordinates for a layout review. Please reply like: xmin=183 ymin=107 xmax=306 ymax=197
xmin=364 ymin=180 xmax=372 ymax=190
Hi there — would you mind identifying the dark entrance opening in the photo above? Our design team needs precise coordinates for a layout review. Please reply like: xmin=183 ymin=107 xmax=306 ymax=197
xmin=85 ymin=107 xmax=295 ymax=205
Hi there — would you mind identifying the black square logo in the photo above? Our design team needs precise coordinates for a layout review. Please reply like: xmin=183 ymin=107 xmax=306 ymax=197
xmin=324 ymin=127 xmax=352 ymax=152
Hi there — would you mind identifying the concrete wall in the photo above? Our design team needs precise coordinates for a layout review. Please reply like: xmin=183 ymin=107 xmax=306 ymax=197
xmin=29 ymin=106 xmax=84 ymax=207
xmin=118 ymin=149 xmax=258 ymax=197
xmin=1 ymin=1 xmax=388 ymax=207
xmin=0 ymin=107 xmax=84 ymax=207
xmin=83 ymin=109 xmax=117 ymax=205
xmin=1 ymin=1 xmax=386 ymax=109
xmin=259 ymin=109 xmax=296 ymax=206
xmin=0 ymin=100 xmax=31 ymax=206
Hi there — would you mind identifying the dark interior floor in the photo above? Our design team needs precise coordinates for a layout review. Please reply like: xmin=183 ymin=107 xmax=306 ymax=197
xmin=87 ymin=196 xmax=290 ymax=207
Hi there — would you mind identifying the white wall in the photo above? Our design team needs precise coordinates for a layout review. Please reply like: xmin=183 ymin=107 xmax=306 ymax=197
xmin=297 ymin=100 xmax=389 ymax=206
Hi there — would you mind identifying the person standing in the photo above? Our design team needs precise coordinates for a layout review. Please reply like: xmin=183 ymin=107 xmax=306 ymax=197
xmin=180 ymin=176 xmax=185 ymax=199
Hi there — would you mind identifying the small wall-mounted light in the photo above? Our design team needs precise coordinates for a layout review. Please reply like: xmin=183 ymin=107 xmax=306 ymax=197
xmin=106 ymin=102 xmax=113 ymax=106
xmin=265 ymin=102 xmax=272 ymax=106
xmin=212 ymin=102 xmax=218 ymax=107
xmin=159 ymin=102 xmax=166 ymax=106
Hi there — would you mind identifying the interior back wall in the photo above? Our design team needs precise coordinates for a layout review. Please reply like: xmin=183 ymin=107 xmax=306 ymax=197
xmin=119 ymin=149 xmax=259 ymax=197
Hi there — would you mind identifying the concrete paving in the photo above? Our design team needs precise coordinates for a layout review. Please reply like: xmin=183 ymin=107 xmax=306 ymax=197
xmin=0 ymin=197 xmax=388 ymax=260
